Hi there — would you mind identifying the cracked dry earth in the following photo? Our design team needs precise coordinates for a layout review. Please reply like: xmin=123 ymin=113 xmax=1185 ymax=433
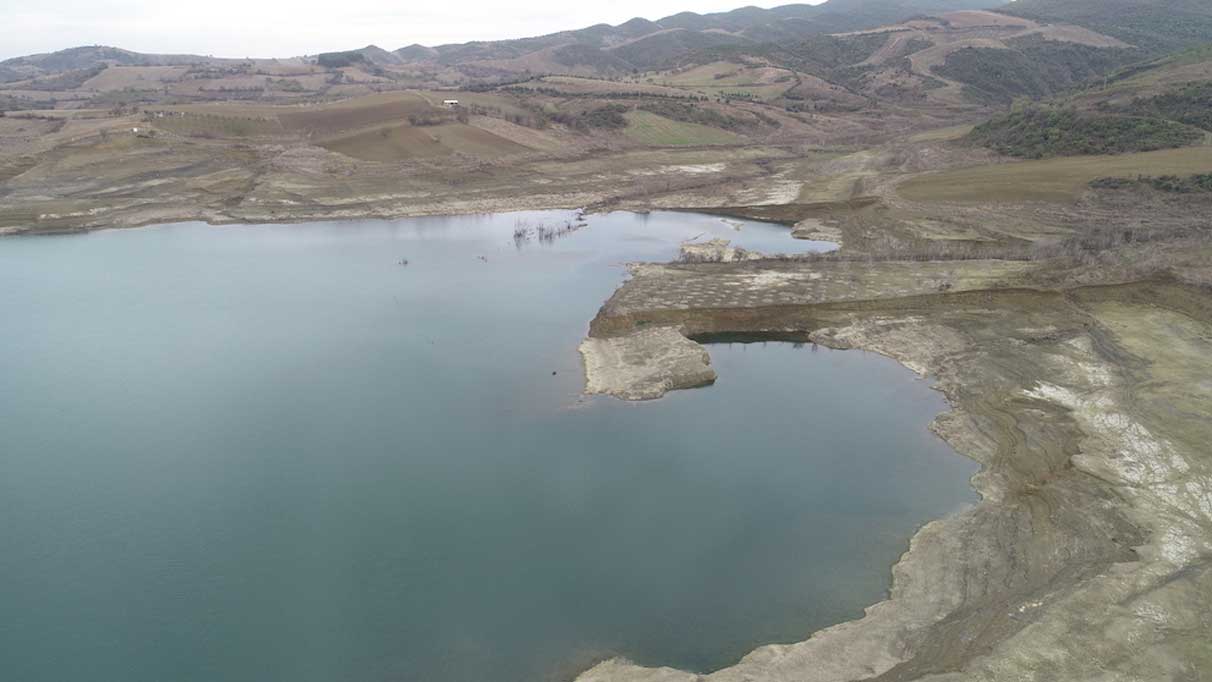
xmin=576 ymin=257 xmax=1212 ymax=681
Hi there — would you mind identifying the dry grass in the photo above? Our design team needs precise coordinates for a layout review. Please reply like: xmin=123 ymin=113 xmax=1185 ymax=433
xmin=526 ymin=77 xmax=691 ymax=98
xmin=938 ymin=10 xmax=1037 ymax=29
xmin=898 ymin=146 xmax=1212 ymax=203
xmin=908 ymin=124 xmax=976 ymax=142
xmin=81 ymin=66 xmax=188 ymax=91
xmin=319 ymin=122 xmax=529 ymax=162
xmin=153 ymin=113 xmax=284 ymax=138
xmin=278 ymin=92 xmax=437 ymax=135
xmin=653 ymin=62 xmax=795 ymax=101
xmin=413 ymin=90 xmax=530 ymax=118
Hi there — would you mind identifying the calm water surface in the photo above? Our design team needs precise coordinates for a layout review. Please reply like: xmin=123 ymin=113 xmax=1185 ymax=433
xmin=0 ymin=212 xmax=975 ymax=682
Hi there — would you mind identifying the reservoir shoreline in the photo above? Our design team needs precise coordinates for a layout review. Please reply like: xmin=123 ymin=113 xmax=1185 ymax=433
xmin=0 ymin=213 xmax=970 ymax=682
xmin=6 ymin=206 xmax=1209 ymax=681
xmin=576 ymin=268 xmax=1212 ymax=681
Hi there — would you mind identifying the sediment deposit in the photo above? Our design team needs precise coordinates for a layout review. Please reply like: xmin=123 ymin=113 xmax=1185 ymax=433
xmin=578 ymin=256 xmax=1212 ymax=681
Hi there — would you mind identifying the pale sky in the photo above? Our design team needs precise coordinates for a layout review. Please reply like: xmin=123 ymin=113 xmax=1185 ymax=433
xmin=0 ymin=1 xmax=826 ymax=61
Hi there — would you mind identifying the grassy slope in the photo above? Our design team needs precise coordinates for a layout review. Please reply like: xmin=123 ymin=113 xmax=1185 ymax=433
xmin=898 ymin=145 xmax=1212 ymax=203
xmin=621 ymin=111 xmax=742 ymax=146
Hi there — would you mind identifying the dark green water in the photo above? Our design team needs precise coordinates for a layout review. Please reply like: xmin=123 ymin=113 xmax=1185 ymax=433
xmin=0 ymin=212 xmax=975 ymax=682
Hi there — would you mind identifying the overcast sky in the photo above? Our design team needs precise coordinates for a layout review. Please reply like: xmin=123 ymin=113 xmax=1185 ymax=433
xmin=1 ymin=1 xmax=827 ymax=61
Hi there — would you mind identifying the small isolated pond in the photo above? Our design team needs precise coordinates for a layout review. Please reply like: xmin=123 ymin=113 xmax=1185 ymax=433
xmin=0 ymin=211 xmax=974 ymax=682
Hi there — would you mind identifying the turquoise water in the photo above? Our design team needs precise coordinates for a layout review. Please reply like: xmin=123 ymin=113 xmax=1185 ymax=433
xmin=0 ymin=212 xmax=975 ymax=682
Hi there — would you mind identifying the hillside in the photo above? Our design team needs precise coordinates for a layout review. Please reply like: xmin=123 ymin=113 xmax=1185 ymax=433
xmin=764 ymin=10 xmax=1137 ymax=107
xmin=390 ymin=0 xmax=1004 ymax=74
xmin=0 ymin=46 xmax=230 ymax=83
xmin=1000 ymin=0 xmax=1212 ymax=53
xmin=967 ymin=107 xmax=1204 ymax=158
xmin=0 ymin=0 xmax=1161 ymax=115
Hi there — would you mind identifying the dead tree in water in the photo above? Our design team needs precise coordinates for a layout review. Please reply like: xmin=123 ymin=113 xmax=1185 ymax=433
xmin=514 ymin=217 xmax=586 ymax=247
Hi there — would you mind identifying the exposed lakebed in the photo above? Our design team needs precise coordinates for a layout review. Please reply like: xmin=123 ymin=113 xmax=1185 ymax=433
xmin=0 ymin=211 xmax=976 ymax=682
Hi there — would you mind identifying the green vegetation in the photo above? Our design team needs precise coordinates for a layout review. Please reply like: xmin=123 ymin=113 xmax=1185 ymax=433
xmin=1001 ymin=0 xmax=1212 ymax=54
xmin=636 ymin=100 xmax=755 ymax=131
xmin=935 ymin=36 xmax=1138 ymax=104
xmin=1091 ymin=173 xmax=1212 ymax=193
xmin=621 ymin=110 xmax=742 ymax=146
xmin=24 ymin=65 xmax=107 ymax=91
xmin=1124 ymin=81 xmax=1212 ymax=132
xmin=268 ymin=78 xmax=305 ymax=93
xmin=968 ymin=108 xmax=1202 ymax=159
xmin=788 ymin=34 xmax=889 ymax=72
xmin=1102 ymin=44 xmax=1212 ymax=88
xmin=316 ymin=51 xmax=369 ymax=68
xmin=580 ymin=104 xmax=630 ymax=130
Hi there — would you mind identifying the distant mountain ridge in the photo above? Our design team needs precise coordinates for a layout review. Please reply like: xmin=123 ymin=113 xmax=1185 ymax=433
xmin=5 ymin=0 xmax=1207 ymax=88
xmin=373 ymin=0 xmax=1004 ymax=72
xmin=0 ymin=45 xmax=236 ymax=84
xmin=1 ymin=46 xmax=232 ymax=71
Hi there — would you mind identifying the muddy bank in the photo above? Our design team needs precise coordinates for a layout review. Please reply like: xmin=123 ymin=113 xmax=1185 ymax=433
xmin=577 ymin=259 xmax=1212 ymax=681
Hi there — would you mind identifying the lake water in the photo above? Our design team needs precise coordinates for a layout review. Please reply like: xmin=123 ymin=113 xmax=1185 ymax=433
xmin=0 ymin=211 xmax=976 ymax=682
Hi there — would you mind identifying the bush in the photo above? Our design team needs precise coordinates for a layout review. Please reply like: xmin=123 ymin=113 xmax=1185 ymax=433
xmin=317 ymin=51 xmax=368 ymax=69
xmin=580 ymin=104 xmax=629 ymax=129
xmin=637 ymin=100 xmax=751 ymax=130
xmin=968 ymin=108 xmax=1203 ymax=159
xmin=1125 ymin=81 xmax=1212 ymax=132
xmin=1091 ymin=173 xmax=1212 ymax=193
xmin=935 ymin=37 xmax=1138 ymax=104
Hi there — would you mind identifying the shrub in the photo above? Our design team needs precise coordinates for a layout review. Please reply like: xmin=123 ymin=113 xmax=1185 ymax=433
xmin=1090 ymin=173 xmax=1212 ymax=193
xmin=968 ymin=108 xmax=1203 ymax=159
xmin=580 ymin=104 xmax=629 ymax=129
xmin=317 ymin=51 xmax=368 ymax=69
xmin=1125 ymin=81 xmax=1212 ymax=132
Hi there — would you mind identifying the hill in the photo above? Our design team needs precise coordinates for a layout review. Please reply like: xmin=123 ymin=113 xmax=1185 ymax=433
xmin=756 ymin=9 xmax=1137 ymax=107
xmin=0 ymin=46 xmax=230 ymax=83
xmin=391 ymin=0 xmax=1004 ymax=74
xmin=967 ymin=107 xmax=1204 ymax=158
xmin=999 ymin=0 xmax=1212 ymax=53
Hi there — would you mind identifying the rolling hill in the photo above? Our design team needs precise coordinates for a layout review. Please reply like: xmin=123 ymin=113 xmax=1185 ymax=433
xmin=386 ymin=0 xmax=1005 ymax=74
xmin=1000 ymin=0 xmax=1212 ymax=53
